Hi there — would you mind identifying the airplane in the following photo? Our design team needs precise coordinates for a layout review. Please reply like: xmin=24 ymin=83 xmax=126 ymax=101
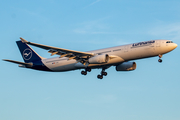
xmin=3 ymin=37 xmax=178 ymax=79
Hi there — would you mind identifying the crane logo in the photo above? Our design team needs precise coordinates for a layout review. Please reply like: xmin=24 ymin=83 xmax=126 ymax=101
xmin=23 ymin=48 xmax=32 ymax=60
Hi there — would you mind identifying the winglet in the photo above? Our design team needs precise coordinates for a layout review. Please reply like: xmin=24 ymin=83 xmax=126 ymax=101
xmin=20 ymin=37 xmax=28 ymax=43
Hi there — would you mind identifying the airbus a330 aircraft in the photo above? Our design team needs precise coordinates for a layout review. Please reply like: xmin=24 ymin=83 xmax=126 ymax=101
xmin=3 ymin=38 xmax=177 ymax=79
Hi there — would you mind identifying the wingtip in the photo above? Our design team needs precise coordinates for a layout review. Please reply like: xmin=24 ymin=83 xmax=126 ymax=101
xmin=2 ymin=59 xmax=11 ymax=62
xmin=20 ymin=37 xmax=28 ymax=43
xmin=2 ymin=59 xmax=7 ymax=61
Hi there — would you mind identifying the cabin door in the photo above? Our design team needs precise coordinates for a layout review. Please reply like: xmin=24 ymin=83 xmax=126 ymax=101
xmin=124 ymin=46 xmax=128 ymax=53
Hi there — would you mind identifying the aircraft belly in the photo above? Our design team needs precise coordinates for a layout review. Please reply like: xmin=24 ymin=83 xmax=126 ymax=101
xmin=42 ymin=59 xmax=77 ymax=71
xmin=50 ymin=63 xmax=77 ymax=71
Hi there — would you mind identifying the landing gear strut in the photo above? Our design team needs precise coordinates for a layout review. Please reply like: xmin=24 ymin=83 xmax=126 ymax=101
xmin=158 ymin=54 xmax=163 ymax=63
xmin=97 ymin=69 xmax=108 ymax=79
xmin=81 ymin=67 xmax=91 ymax=75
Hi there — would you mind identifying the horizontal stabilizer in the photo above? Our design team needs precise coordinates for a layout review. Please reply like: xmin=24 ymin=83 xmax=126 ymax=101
xmin=3 ymin=59 xmax=33 ymax=66
xmin=20 ymin=37 xmax=28 ymax=43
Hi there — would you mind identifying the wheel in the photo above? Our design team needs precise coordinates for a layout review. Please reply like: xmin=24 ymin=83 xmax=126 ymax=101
xmin=97 ymin=75 xmax=101 ymax=79
xmin=84 ymin=71 xmax=87 ymax=75
xmin=86 ymin=68 xmax=91 ymax=72
xmin=81 ymin=71 xmax=87 ymax=75
xmin=158 ymin=59 xmax=162 ymax=63
xmin=102 ymin=72 xmax=107 ymax=76
xmin=97 ymin=75 xmax=103 ymax=79
xmin=81 ymin=71 xmax=85 ymax=75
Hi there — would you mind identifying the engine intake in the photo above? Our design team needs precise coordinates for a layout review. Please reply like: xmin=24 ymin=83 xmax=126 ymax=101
xmin=116 ymin=62 xmax=136 ymax=71
xmin=89 ymin=54 xmax=109 ymax=64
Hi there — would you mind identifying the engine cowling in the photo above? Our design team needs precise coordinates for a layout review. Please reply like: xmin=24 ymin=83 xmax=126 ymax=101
xmin=89 ymin=54 xmax=109 ymax=64
xmin=116 ymin=62 xmax=136 ymax=71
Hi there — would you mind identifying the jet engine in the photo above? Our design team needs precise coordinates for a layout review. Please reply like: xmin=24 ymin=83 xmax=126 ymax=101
xmin=89 ymin=54 xmax=109 ymax=64
xmin=116 ymin=62 xmax=136 ymax=71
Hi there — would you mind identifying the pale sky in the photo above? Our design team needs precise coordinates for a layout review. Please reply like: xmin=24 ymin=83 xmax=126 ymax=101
xmin=1 ymin=0 xmax=180 ymax=120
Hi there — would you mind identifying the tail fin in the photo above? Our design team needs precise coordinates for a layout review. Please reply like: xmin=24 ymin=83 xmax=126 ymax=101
xmin=16 ymin=41 xmax=43 ymax=63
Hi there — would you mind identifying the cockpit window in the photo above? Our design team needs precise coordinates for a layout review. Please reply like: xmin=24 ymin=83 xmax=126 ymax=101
xmin=166 ymin=41 xmax=173 ymax=43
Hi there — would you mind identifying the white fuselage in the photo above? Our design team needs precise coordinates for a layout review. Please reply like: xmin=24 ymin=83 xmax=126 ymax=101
xmin=41 ymin=40 xmax=177 ymax=72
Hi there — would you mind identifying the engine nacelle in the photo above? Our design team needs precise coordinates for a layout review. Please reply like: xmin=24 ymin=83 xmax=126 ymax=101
xmin=116 ymin=62 xmax=136 ymax=71
xmin=89 ymin=54 xmax=109 ymax=64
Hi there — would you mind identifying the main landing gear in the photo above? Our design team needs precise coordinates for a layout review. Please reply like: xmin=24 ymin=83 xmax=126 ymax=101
xmin=158 ymin=54 xmax=163 ymax=63
xmin=81 ymin=67 xmax=91 ymax=75
xmin=97 ymin=69 xmax=107 ymax=79
xmin=81 ymin=68 xmax=108 ymax=79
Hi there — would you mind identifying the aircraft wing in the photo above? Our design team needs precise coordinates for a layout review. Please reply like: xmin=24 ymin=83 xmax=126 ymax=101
xmin=20 ymin=38 xmax=94 ymax=63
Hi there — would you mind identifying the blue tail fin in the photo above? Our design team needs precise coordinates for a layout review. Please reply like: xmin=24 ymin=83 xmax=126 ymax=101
xmin=16 ymin=41 xmax=42 ymax=63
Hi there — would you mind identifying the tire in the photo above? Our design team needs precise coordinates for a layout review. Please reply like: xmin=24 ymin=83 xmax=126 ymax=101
xmin=102 ymin=72 xmax=107 ymax=76
xmin=97 ymin=75 xmax=103 ymax=79
xmin=84 ymin=71 xmax=87 ymax=75
xmin=158 ymin=59 xmax=162 ymax=63
xmin=86 ymin=68 xmax=91 ymax=72
xmin=81 ymin=71 xmax=87 ymax=75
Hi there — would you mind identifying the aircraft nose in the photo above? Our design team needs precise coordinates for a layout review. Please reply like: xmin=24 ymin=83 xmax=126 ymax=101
xmin=166 ymin=43 xmax=178 ymax=52
xmin=173 ymin=43 xmax=178 ymax=49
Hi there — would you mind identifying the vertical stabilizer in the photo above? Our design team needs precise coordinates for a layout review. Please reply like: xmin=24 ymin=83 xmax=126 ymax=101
xmin=16 ymin=41 xmax=43 ymax=63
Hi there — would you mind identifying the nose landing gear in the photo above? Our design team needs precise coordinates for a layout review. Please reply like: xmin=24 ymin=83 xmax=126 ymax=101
xmin=158 ymin=54 xmax=163 ymax=63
